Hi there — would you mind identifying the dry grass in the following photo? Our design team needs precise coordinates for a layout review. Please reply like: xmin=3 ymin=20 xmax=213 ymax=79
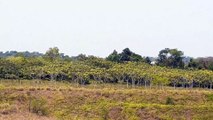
xmin=0 ymin=112 xmax=55 ymax=120
xmin=0 ymin=80 xmax=212 ymax=120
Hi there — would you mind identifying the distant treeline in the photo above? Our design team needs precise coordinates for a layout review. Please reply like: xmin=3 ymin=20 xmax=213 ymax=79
xmin=0 ymin=51 xmax=43 ymax=58
xmin=1 ymin=47 xmax=213 ymax=71
xmin=0 ymin=47 xmax=213 ymax=89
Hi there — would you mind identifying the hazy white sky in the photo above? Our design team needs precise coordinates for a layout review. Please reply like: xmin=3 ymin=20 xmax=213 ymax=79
xmin=0 ymin=0 xmax=213 ymax=57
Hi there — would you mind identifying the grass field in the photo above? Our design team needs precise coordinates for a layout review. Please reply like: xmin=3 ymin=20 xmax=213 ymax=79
xmin=0 ymin=80 xmax=212 ymax=120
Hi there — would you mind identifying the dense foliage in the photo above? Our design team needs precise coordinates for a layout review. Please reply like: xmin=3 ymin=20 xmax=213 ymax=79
xmin=106 ymin=48 xmax=144 ymax=62
xmin=157 ymin=48 xmax=184 ymax=68
xmin=0 ymin=47 xmax=213 ymax=89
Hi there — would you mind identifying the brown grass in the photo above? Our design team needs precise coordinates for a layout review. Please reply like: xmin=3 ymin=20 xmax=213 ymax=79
xmin=0 ymin=80 xmax=212 ymax=120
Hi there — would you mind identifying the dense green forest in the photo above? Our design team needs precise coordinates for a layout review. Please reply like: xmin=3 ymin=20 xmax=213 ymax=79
xmin=0 ymin=47 xmax=213 ymax=89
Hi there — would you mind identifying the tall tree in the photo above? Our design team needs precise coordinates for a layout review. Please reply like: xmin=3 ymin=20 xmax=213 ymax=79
xmin=107 ymin=48 xmax=143 ymax=62
xmin=145 ymin=57 xmax=151 ymax=64
xmin=157 ymin=48 xmax=184 ymax=68
xmin=119 ymin=48 xmax=132 ymax=62
xmin=44 ymin=47 xmax=60 ymax=61
xmin=106 ymin=50 xmax=120 ymax=62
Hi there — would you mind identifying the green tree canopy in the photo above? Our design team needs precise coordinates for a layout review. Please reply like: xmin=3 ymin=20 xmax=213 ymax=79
xmin=44 ymin=47 xmax=60 ymax=61
xmin=157 ymin=48 xmax=184 ymax=68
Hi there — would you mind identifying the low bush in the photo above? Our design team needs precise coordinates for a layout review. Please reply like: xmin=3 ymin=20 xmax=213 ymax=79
xmin=30 ymin=98 xmax=49 ymax=116
xmin=206 ymin=94 xmax=213 ymax=101
xmin=166 ymin=97 xmax=175 ymax=105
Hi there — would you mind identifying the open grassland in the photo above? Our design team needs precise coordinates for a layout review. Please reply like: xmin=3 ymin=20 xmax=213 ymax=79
xmin=0 ymin=80 xmax=212 ymax=120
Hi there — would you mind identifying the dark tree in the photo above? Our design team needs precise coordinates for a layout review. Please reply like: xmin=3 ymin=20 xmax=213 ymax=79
xmin=106 ymin=50 xmax=120 ymax=62
xmin=119 ymin=48 xmax=132 ymax=62
xmin=107 ymin=48 xmax=143 ymax=62
xmin=157 ymin=48 xmax=184 ymax=68
xmin=145 ymin=57 xmax=151 ymax=64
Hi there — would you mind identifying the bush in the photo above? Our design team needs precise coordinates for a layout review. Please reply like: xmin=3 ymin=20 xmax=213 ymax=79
xmin=29 ymin=88 xmax=36 ymax=91
xmin=46 ymin=88 xmax=51 ymax=91
xmin=206 ymin=94 xmax=213 ymax=101
xmin=166 ymin=97 xmax=175 ymax=105
xmin=30 ymin=98 xmax=49 ymax=116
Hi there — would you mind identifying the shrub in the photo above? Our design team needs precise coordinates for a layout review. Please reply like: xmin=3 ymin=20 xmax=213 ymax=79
xmin=206 ymin=94 xmax=213 ymax=101
xmin=17 ymin=88 xmax=24 ymax=91
xmin=166 ymin=97 xmax=175 ymax=105
xmin=30 ymin=98 xmax=49 ymax=116
xmin=46 ymin=88 xmax=51 ymax=91
xmin=29 ymin=88 xmax=36 ymax=91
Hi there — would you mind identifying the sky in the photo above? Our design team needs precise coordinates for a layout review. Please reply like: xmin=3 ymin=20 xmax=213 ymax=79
xmin=0 ymin=0 xmax=213 ymax=58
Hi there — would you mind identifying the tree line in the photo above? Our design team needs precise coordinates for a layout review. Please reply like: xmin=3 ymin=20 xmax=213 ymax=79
xmin=0 ymin=47 xmax=213 ymax=89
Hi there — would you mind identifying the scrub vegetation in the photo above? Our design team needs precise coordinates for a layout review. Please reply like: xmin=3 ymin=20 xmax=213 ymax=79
xmin=0 ymin=80 xmax=212 ymax=120
xmin=0 ymin=47 xmax=213 ymax=119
